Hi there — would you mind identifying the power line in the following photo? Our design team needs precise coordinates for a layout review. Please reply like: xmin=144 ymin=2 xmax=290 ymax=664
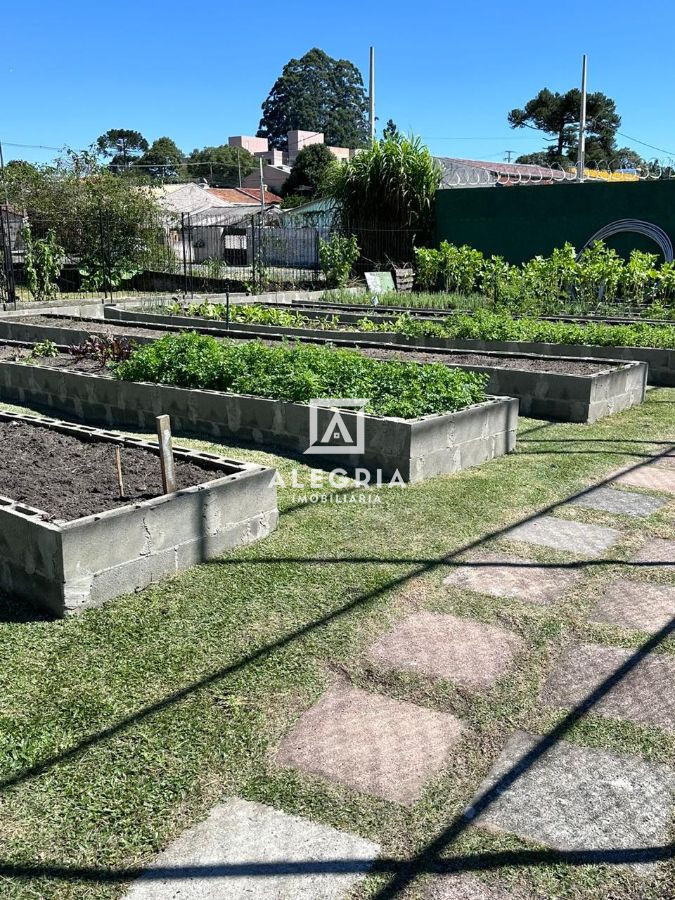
xmin=617 ymin=132 xmax=675 ymax=157
xmin=1 ymin=141 xmax=63 ymax=151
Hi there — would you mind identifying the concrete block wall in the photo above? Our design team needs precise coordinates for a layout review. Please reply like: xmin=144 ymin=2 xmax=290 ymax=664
xmin=0 ymin=411 xmax=278 ymax=616
xmin=0 ymin=360 xmax=517 ymax=484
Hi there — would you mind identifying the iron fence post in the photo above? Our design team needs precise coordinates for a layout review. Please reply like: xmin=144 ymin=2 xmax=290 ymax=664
xmin=181 ymin=213 xmax=188 ymax=297
xmin=98 ymin=205 xmax=108 ymax=301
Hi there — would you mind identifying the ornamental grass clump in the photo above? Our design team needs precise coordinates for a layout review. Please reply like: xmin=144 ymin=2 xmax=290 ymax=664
xmin=115 ymin=332 xmax=488 ymax=419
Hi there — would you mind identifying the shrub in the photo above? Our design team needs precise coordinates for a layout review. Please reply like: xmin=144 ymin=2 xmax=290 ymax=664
xmin=410 ymin=240 xmax=675 ymax=318
xmin=115 ymin=332 xmax=488 ymax=419
xmin=318 ymin=234 xmax=360 ymax=288
xmin=21 ymin=225 xmax=65 ymax=302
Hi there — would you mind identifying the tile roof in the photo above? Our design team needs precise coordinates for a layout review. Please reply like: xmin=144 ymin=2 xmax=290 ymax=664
xmin=208 ymin=187 xmax=281 ymax=205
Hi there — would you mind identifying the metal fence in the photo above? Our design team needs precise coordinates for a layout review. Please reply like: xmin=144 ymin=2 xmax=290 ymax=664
xmin=0 ymin=205 xmax=424 ymax=307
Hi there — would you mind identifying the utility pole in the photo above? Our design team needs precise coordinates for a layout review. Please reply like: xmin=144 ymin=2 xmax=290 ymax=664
xmin=369 ymin=46 xmax=376 ymax=144
xmin=238 ymin=149 xmax=242 ymax=188
xmin=259 ymin=157 xmax=265 ymax=224
xmin=577 ymin=54 xmax=588 ymax=182
xmin=504 ymin=150 xmax=515 ymax=163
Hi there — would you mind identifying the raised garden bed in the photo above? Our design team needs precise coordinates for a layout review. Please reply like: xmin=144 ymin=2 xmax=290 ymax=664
xmin=0 ymin=411 xmax=278 ymax=617
xmin=96 ymin=309 xmax=649 ymax=423
xmin=0 ymin=348 xmax=518 ymax=484
xmin=104 ymin=305 xmax=674 ymax=387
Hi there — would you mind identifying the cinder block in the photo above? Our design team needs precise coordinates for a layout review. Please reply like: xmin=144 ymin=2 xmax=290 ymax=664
xmin=0 ymin=413 xmax=278 ymax=617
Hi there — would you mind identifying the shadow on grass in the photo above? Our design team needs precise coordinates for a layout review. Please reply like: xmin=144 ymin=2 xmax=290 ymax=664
xmin=0 ymin=440 xmax=673 ymax=892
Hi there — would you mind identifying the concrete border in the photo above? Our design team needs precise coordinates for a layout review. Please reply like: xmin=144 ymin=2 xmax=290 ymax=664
xmin=0 ymin=359 xmax=518 ymax=483
xmin=105 ymin=305 xmax=674 ymax=387
xmin=0 ymin=315 xmax=648 ymax=423
xmin=0 ymin=410 xmax=278 ymax=617
xmin=99 ymin=308 xmax=648 ymax=423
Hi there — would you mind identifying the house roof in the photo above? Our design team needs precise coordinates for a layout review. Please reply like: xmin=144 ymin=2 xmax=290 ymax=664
xmin=208 ymin=187 xmax=282 ymax=205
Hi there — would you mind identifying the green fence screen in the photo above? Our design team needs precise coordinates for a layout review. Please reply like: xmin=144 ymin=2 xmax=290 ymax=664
xmin=434 ymin=179 xmax=675 ymax=263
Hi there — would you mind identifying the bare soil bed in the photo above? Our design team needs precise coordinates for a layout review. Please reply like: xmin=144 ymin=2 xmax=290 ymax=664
xmin=357 ymin=347 xmax=610 ymax=375
xmin=0 ymin=420 xmax=219 ymax=520
xmin=7 ymin=318 xmax=616 ymax=375
xmin=10 ymin=315 xmax=170 ymax=340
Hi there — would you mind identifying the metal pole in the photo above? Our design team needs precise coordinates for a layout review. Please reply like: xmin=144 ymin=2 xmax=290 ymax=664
xmin=181 ymin=212 xmax=188 ymax=297
xmin=98 ymin=205 xmax=108 ymax=301
xmin=0 ymin=140 xmax=17 ymax=308
xmin=259 ymin=157 xmax=265 ymax=221
xmin=577 ymin=54 xmax=587 ymax=182
xmin=187 ymin=212 xmax=194 ymax=299
xmin=369 ymin=46 xmax=376 ymax=144
xmin=225 ymin=287 xmax=230 ymax=330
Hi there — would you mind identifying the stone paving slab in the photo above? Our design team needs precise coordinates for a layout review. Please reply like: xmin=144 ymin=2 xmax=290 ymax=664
xmin=540 ymin=642 xmax=675 ymax=732
xmin=367 ymin=611 xmax=524 ymax=690
xmin=473 ymin=730 xmax=675 ymax=857
xmin=424 ymin=874 xmax=524 ymax=899
xmin=276 ymin=682 xmax=465 ymax=805
xmin=443 ymin=552 xmax=581 ymax=605
xmin=124 ymin=798 xmax=380 ymax=899
xmin=632 ymin=539 xmax=675 ymax=567
xmin=590 ymin=579 xmax=675 ymax=634
xmin=505 ymin=516 xmax=621 ymax=556
xmin=613 ymin=466 xmax=675 ymax=495
xmin=568 ymin=486 xmax=667 ymax=518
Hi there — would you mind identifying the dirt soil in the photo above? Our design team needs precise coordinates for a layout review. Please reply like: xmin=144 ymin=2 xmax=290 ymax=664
xmin=0 ymin=420 xmax=220 ymax=521
xmin=9 ymin=315 xmax=170 ymax=340
xmin=4 ymin=319 xmax=613 ymax=375
xmin=360 ymin=346 xmax=610 ymax=375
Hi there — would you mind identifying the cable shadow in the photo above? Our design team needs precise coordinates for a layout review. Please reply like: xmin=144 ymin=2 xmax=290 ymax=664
xmin=2 ymin=445 xmax=673 ymax=793
xmin=0 ymin=840 xmax=674 ymax=884
xmin=1 ymin=441 xmax=674 ymax=893
xmin=370 ymin=611 xmax=675 ymax=899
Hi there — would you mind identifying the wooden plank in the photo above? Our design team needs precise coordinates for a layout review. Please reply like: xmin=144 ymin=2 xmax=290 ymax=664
xmin=155 ymin=415 xmax=177 ymax=494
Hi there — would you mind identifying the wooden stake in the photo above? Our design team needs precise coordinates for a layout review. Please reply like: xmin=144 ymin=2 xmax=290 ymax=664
xmin=114 ymin=446 xmax=125 ymax=498
xmin=155 ymin=415 xmax=177 ymax=494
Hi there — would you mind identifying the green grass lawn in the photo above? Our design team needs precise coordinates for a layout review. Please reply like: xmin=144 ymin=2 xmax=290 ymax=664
xmin=0 ymin=391 xmax=674 ymax=899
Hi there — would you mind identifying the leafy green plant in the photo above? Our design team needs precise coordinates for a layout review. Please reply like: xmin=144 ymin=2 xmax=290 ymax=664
xmin=28 ymin=339 xmax=59 ymax=359
xmin=369 ymin=308 xmax=675 ymax=350
xmin=318 ymin=234 xmax=360 ymax=288
xmin=115 ymin=332 xmax=488 ymax=419
xmin=20 ymin=225 xmax=65 ymax=301
xmin=438 ymin=242 xmax=483 ymax=294
xmin=413 ymin=247 xmax=440 ymax=291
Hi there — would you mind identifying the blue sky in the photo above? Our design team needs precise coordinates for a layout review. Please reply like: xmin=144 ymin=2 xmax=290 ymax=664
xmin=4 ymin=0 xmax=674 ymax=166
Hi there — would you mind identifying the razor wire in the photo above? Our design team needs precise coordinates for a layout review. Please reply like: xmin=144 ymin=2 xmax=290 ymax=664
xmin=440 ymin=157 xmax=675 ymax=188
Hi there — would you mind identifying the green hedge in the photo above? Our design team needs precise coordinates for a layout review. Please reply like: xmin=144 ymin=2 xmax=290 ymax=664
xmin=114 ymin=332 xmax=489 ymax=419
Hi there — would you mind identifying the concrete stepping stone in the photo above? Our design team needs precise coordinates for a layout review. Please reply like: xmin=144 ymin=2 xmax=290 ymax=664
xmin=540 ymin=642 xmax=675 ymax=732
xmin=568 ymin=486 xmax=667 ymax=518
xmin=632 ymin=539 xmax=675 ymax=568
xmin=472 ymin=730 xmax=675 ymax=859
xmin=614 ymin=465 xmax=675 ymax=495
xmin=276 ymin=682 xmax=465 ymax=805
xmin=443 ymin=552 xmax=580 ymax=605
xmin=366 ymin=611 xmax=524 ymax=690
xmin=590 ymin=579 xmax=675 ymax=634
xmin=124 ymin=797 xmax=380 ymax=899
xmin=424 ymin=874 xmax=524 ymax=898
xmin=505 ymin=515 xmax=621 ymax=556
